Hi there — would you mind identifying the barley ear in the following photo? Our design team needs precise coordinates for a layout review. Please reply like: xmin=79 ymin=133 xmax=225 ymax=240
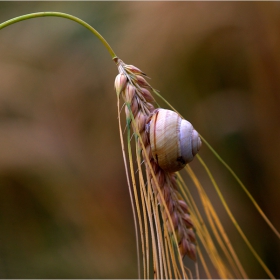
xmin=115 ymin=57 xmax=198 ymax=278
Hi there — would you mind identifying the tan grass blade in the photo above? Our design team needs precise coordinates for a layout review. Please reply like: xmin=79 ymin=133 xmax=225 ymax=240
xmin=177 ymin=173 xmax=235 ymax=278
xmin=197 ymin=155 xmax=275 ymax=279
xmin=117 ymin=98 xmax=147 ymax=279
xmin=182 ymin=167 xmax=244 ymax=278
xmin=199 ymin=136 xmax=280 ymax=240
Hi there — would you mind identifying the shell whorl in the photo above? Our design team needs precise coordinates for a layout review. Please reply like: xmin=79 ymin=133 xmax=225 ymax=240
xmin=149 ymin=109 xmax=201 ymax=172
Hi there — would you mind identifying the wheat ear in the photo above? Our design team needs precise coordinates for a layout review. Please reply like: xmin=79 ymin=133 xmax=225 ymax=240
xmin=114 ymin=57 xmax=197 ymax=263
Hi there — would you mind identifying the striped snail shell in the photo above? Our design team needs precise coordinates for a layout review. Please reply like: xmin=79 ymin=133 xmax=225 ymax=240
xmin=148 ymin=109 xmax=202 ymax=172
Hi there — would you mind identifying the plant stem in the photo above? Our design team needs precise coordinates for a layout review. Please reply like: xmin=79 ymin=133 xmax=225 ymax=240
xmin=0 ymin=11 xmax=117 ymax=60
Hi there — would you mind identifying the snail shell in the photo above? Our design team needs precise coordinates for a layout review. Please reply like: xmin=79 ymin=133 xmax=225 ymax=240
xmin=148 ymin=109 xmax=202 ymax=172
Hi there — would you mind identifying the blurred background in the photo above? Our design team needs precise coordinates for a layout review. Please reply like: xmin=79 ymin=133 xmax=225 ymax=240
xmin=0 ymin=2 xmax=279 ymax=278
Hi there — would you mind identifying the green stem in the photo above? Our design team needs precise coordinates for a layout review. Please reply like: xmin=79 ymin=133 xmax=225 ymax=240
xmin=0 ymin=11 xmax=117 ymax=60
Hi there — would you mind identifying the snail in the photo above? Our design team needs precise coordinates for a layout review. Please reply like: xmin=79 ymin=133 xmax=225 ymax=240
xmin=148 ymin=109 xmax=202 ymax=172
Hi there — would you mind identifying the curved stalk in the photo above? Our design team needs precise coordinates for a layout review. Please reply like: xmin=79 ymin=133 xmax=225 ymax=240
xmin=0 ymin=11 xmax=145 ymax=277
xmin=0 ymin=11 xmax=117 ymax=60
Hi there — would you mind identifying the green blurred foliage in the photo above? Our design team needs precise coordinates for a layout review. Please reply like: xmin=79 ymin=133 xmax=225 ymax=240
xmin=0 ymin=2 xmax=279 ymax=278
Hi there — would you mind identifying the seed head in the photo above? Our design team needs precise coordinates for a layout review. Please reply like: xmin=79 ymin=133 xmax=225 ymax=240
xmin=124 ymin=83 xmax=136 ymax=103
xmin=139 ymin=87 xmax=154 ymax=103
xmin=124 ymin=64 xmax=147 ymax=76
xmin=115 ymin=73 xmax=127 ymax=96
xmin=135 ymin=75 xmax=151 ymax=88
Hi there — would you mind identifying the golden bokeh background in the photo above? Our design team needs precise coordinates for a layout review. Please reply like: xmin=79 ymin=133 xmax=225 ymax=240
xmin=0 ymin=2 xmax=279 ymax=278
